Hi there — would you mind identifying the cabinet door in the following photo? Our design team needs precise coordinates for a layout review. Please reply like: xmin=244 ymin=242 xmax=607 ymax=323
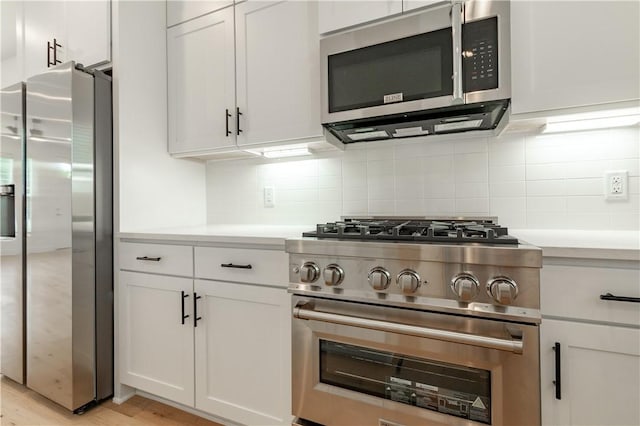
xmin=119 ymin=271 xmax=195 ymax=406
xmin=1 ymin=1 xmax=24 ymax=87
xmin=65 ymin=0 xmax=111 ymax=68
xmin=167 ymin=0 xmax=233 ymax=27
xmin=23 ymin=1 xmax=65 ymax=79
xmin=194 ymin=280 xmax=291 ymax=425
xmin=235 ymin=1 xmax=322 ymax=147
xmin=541 ymin=319 xmax=640 ymax=426
xmin=318 ymin=0 xmax=402 ymax=35
xmin=511 ymin=1 xmax=640 ymax=115
xmin=167 ymin=7 xmax=236 ymax=155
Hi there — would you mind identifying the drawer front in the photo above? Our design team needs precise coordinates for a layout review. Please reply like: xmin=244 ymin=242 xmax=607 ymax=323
xmin=195 ymin=247 xmax=288 ymax=287
xmin=541 ymin=264 xmax=640 ymax=326
xmin=119 ymin=242 xmax=193 ymax=277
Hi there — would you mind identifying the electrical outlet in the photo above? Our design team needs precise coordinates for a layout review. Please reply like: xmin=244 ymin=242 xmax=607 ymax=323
xmin=264 ymin=186 xmax=275 ymax=207
xmin=604 ymin=170 xmax=628 ymax=200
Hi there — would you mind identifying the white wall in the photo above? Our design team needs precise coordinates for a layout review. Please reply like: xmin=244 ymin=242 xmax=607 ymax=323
xmin=113 ymin=0 xmax=206 ymax=232
xmin=206 ymin=127 xmax=640 ymax=230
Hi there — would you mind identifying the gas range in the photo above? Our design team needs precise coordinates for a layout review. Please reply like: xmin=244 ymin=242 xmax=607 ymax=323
xmin=286 ymin=217 xmax=542 ymax=323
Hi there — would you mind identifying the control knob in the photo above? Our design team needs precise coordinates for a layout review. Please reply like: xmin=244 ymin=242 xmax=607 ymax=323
xmin=323 ymin=264 xmax=344 ymax=286
xmin=397 ymin=270 xmax=421 ymax=294
xmin=368 ymin=267 xmax=391 ymax=291
xmin=299 ymin=262 xmax=320 ymax=283
xmin=450 ymin=273 xmax=480 ymax=302
xmin=487 ymin=276 xmax=519 ymax=305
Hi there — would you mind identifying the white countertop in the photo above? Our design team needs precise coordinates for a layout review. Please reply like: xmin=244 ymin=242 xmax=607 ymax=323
xmin=511 ymin=229 xmax=640 ymax=261
xmin=119 ymin=225 xmax=640 ymax=260
xmin=118 ymin=224 xmax=313 ymax=248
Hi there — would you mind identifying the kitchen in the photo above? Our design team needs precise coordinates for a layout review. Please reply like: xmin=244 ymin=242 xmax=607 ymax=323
xmin=0 ymin=0 xmax=638 ymax=425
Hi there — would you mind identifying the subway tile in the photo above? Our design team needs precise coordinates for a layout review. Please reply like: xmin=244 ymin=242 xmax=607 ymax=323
xmin=396 ymin=175 xmax=424 ymax=199
xmin=455 ymin=198 xmax=489 ymax=214
xmin=490 ymin=197 xmax=527 ymax=213
xmin=368 ymin=176 xmax=396 ymax=200
xmin=608 ymin=213 xmax=640 ymax=230
xmin=525 ymin=163 xmax=566 ymax=180
xmin=454 ymin=152 xmax=488 ymax=183
xmin=489 ymin=164 xmax=526 ymax=182
xmin=564 ymin=178 xmax=603 ymax=196
xmin=608 ymin=158 xmax=640 ymax=177
xmin=319 ymin=188 xmax=342 ymax=203
xmin=394 ymin=157 xmax=423 ymax=176
xmin=526 ymin=212 xmax=568 ymax=229
xmin=456 ymin=182 xmax=489 ymax=198
xmin=423 ymin=154 xmax=455 ymax=175
xmin=424 ymin=198 xmax=455 ymax=215
xmin=278 ymin=189 xmax=318 ymax=203
xmin=489 ymin=134 xmax=526 ymax=166
xmin=527 ymin=196 xmax=567 ymax=212
xmin=562 ymin=160 xmax=610 ymax=179
xmin=567 ymin=195 xmax=610 ymax=213
xmin=318 ymin=158 xmax=342 ymax=176
xmin=454 ymin=137 xmax=488 ymax=154
xmin=394 ymin=141 xmax=425 ymax=160
xmin=367 ymin=159 xmax=395 ymax=177
xmin=368 ymin=199 xmax=395 ymax=215
xmin=566 ymin=213 xmax=612 ymax=230
xmin=489 ymin=181 xmax=525 ymax=198
xmin=526 ymin=180 xmax=567 ymax=197
xmin=395 ymin=198 xmax=425 ymax=216
xmin=366 ymin=147 xmax=394 ymax=161
xmin=422 ymin=140 xmax=455 ymax=157
xmin=273 ymin=175 xmax=318 ymax=190
xmin=342 ymin=146 xmax=367 ymax=162
xmin=423 ymin=181 xmax=455 ymax=199
xmin=342 ymin=162 xmax=367 ymax=187
xmin=343 ymin=186 xmax=368 ymax=201
xmin=630 ymin=177 xmax=640 ymax=195
xmin=343 ymin=199 xmax=368 ymax=215
xmin=319 ymin=175 xmax=341 ymax=189
xmin=605 ymin=194 xmax=640 ymax=213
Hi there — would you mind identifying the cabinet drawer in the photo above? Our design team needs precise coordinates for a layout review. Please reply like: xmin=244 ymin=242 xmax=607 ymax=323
xmin=119 ymin=242 xmax=193 ymax=277
xmin=541 ymin=264 xmax=640 ymax=326
xmin=195 ymin=247 xmax=288 ymax=287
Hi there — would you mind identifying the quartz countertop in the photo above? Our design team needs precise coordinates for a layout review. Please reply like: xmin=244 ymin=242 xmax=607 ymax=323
xmin=118 ymin=225 xmax=640 ymax=260
xmin=511 ymin=229 xmax=640 ymax=261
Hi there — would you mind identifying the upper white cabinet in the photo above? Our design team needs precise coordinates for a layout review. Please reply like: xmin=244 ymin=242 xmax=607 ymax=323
xmin=235 ymin=1 xmax=321 ymax=147
xmin=318 ymin=0 xmax=402 ymax=34
xmin=167 ymin=0 xmax=233 ymax=27
xmin=511 ymin=1 xmax=640 ymax=115
xmin=2 ymin=0 xmax=110 ymax=86
xmin=167 ymin=0 xmax=322 ymax=156
xmin=167 ymin=7 xmax=236 ymax=154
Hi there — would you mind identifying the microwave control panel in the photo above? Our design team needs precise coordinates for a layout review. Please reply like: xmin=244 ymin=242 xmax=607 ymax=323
xmin=463 ymin=17 xmax=499 ymax=93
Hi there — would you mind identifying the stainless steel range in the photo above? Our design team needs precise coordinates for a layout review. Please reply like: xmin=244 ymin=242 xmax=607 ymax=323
xmin=286 ymin=217 xmax=542 ymax=426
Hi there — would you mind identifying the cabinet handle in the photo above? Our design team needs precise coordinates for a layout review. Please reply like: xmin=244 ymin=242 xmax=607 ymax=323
xmin=193 ymin=293 xmax=202 ymax=327
xmin=181 ymin=291 xmax=189 ymax=325
xmin=236 ymin=107 xmax=243 ymax=135
xmin=53 ymin=38 xmax=62 ymax=65
xmin=135 ymin=256 xmax=161 ymax=262
xmin=600 ymin=292 xmax=640 ymax=303
xmin=552 ymin=342 xmax=561 ymax=400
xmin=225 ymin=109 xmax=232 ymax=136
xmin=47 ymin=41 xmax=52 ymax=67
xmin=220 ymin=263 xmax=252 ymax=269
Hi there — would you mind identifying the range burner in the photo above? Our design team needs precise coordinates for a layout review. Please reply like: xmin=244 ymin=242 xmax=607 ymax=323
xmin=303 ymin=217 xmax=518 ymax=245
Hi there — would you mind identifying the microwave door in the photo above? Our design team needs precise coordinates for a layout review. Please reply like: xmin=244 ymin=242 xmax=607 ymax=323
xmin=321 ymin=3 xmax=457 ymax=124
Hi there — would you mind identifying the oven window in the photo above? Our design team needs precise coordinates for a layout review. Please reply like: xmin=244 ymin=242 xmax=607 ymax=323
xmin=328 ymin=27 xmax=453 ymax=113
xmin=320 ymin=340 xmax=491 ymax=424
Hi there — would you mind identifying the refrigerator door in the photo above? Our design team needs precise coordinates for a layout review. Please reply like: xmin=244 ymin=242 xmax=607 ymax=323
xmin=0 ymin=82 xmax=26 ymax=384
xmin=26 ymin=62 xmax=96 ymax=411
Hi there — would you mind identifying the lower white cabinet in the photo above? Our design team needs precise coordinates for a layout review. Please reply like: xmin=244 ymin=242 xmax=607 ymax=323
xmin=541 ymin=319 xmax=640 ymax=426
xmin=118 ymin=240 xmax=291 ymax=425
xmin=119 ymin=271 xmax=195 ymax=406
xmin=194 ymin=280 xmax=291 ymax=425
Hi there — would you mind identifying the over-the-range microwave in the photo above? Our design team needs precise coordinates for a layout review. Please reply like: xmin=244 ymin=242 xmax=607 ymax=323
xmin=321 ymin=0 xmax=511 ymax=143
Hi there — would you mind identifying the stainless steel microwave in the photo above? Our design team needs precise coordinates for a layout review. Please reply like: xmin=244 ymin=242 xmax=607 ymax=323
xmin=321 ymin=0 xmax=511 ymax=143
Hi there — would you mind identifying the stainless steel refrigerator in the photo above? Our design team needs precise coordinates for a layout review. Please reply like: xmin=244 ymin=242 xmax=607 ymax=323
xmin=0 ymin=61 xmax=113 ymax=413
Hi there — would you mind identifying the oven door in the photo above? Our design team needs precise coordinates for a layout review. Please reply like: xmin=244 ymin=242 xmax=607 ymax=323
xmin=291 ymin=295 xmax=540 ymax=426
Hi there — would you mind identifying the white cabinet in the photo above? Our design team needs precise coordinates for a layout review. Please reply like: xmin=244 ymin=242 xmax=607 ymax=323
xmin=118 ymin=239 xmax=291 ymax=425
xmin=1 ymin=1 xmax=23 ymax=88
xmin=194 ymin=280 xmax=291 ymax=425
xmin=119 ymin=271 xmax=195 ymax=406
xmin=318 ymin=0 xmax=402 ymax=35
xmin=511 ymin=1 xmax=640 ymax=115
xmin=64 ymin=1 xmax=111 ymax=69
xmin=539 ymin=258 xmax=640 ymax=426
xmin=167 ymin=0 xmax=322 ymax=156
xmin=167 ymin=0 xmax=233 ymax=27
xmin=541 ymin=320 xmax=640 ymax=426
xmin=167 ymin=7 xmax=236 ymax=154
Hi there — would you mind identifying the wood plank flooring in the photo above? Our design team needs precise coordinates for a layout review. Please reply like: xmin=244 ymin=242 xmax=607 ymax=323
xmin=0 ymin=376 xmax=223 ymax=426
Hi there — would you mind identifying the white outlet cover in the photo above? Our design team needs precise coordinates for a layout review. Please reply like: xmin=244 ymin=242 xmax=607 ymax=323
xmin=604 ymin=170 xmax=628 ymax=200
xmin=264 ymin=186 xmax=275 ymax=208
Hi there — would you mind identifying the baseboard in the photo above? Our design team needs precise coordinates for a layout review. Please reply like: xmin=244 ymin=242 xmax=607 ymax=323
xmin=112 ymin=386 xmax=136 ymax=405
xmin=136 ymin=390 xmax=239 ymax=426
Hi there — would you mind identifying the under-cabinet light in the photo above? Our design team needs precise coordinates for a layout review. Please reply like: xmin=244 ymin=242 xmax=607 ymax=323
xmin=262 ymin=147 xmax=311 ymax=158
xmin=542 ymin=110 xmax=640 ymax=134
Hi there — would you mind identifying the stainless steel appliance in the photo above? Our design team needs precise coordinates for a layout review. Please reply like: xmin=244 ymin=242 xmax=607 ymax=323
xmin=321 ymin=0 xmax=511 ymax=143
xmin=287 ymin=218 xmax=541 ymax=426
xmin=0 ymin=61 xmax=113 ymax=413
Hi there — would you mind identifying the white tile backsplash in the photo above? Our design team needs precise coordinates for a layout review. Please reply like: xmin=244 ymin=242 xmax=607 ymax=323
xmin=206 ymin=127 xmax=640 ymax=230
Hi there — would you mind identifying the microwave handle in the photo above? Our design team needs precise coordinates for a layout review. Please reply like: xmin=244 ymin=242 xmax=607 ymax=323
xmin=451 ymin=0 xmax=464 ymax=104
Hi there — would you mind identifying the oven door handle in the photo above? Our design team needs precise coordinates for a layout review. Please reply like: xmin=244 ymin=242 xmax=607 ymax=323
xmin=293 ymin=305 xmax=524 ymax=354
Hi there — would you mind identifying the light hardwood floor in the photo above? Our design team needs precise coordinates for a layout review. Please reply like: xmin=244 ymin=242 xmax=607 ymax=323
xmin=0 ymin=376 xmax=223 ymax=426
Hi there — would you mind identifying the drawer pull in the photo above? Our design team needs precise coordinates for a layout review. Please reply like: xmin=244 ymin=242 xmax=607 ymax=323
xmin=221 ymin=263 xmax=252 ymax=270
xmin=194 ymin=293 xmax=202 ymax=327
xmin=136 ymin=256 xmax=161 ymax=262
xmin=600 ymin=293 xmax=640 ymax=303
xmin=552 ymin=342 xmax=561 ymax=400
